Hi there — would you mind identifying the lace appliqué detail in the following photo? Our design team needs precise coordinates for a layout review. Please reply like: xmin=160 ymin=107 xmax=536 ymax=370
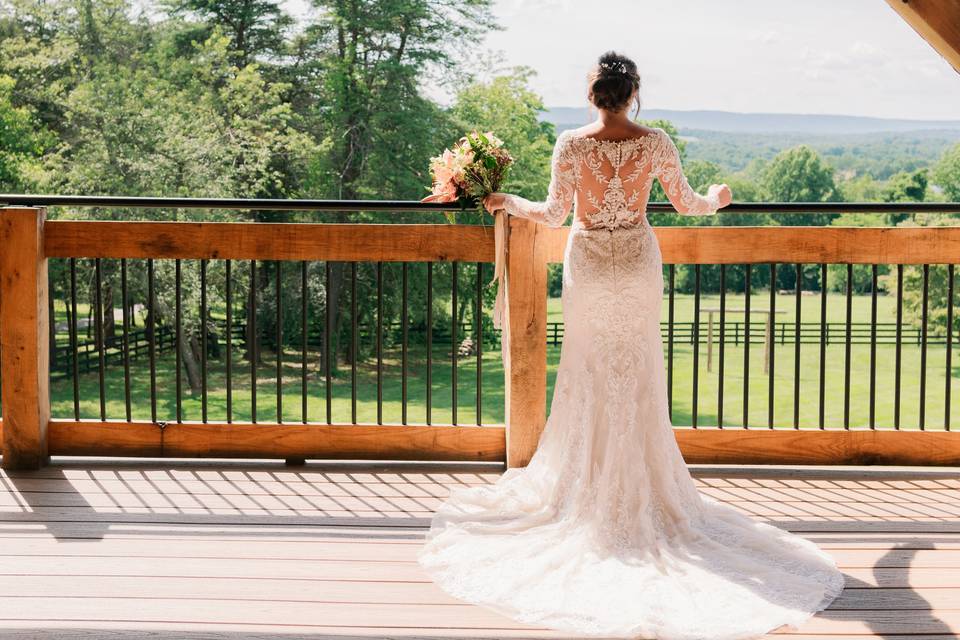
xmin=579 ymin=136 xmax=654 ymax=229
xmin=501 ymin=128 xmax=720 ymax=231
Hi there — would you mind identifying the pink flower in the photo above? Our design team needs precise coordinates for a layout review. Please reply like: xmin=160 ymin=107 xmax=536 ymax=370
xmin=421 ymin=177 xmax=458 ymax=203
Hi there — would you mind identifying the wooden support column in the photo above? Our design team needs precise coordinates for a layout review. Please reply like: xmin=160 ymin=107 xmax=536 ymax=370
xmin=503 ymin=216 xmax=549 ymax=468
xmin=0 ymin=207 xmax=50 ymax=469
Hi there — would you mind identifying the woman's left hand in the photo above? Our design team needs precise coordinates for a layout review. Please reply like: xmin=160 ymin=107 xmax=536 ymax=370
xmin=708 ymin=183 xmax=733 ymax=209
xmin=483 ymin=192 xmax=508 ymax=214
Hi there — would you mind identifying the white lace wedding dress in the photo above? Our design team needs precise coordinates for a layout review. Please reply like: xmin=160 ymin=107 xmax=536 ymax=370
xmin=417 ymin=128 xmax=845 ymax=640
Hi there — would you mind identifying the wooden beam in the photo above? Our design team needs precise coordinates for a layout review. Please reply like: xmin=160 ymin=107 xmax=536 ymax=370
xmin=541 ymin=225 xmax=960 ymax=264
xmin=675 ymin=428 xmax=960 ymax=466
xmin=886 ymin=0 xmax=960 ymax=73
xmin=37 ymin=419 xmax=960 ymax=466
xmin=47 ymin=421 xmax=162 ymax=458
xmin=503 ymin=217 xmax=549 ymax=468
xmin=0 ymin=208 xmax=50 ymax=469
xmin=47 ymin=420 xmax=506 ymax=462
xmin=43 ymin=221 xmax=495 ymax=262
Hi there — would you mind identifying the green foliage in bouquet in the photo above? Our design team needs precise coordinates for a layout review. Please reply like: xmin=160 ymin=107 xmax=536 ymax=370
xmin=423 ymin=130 xmax=514 ymax=222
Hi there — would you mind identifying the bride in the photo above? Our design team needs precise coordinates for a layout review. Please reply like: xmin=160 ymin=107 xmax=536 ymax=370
xmin=417 ymin=52 xmax=844 ymax=640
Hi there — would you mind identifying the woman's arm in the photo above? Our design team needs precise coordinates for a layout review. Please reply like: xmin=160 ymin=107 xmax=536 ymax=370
xmin=653 ymin=128 xmax=731 ymax=216
xmin=484 ymin=132 xmax=575 ymax=228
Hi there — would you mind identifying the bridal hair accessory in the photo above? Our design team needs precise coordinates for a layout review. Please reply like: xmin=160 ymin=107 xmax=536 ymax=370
xmin=421 ymin=131 xmax=514 ymax=329
xmin=598 ymin=59 xmax=629 ymax=77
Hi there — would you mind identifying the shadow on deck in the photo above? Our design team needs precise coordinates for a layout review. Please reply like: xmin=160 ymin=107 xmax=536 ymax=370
xmin=0 ymin=459 xmax=956 ymax=639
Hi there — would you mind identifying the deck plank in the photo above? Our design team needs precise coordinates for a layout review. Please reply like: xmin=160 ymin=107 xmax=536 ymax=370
xmin=0 ymin=461 xmax=956 ymax=639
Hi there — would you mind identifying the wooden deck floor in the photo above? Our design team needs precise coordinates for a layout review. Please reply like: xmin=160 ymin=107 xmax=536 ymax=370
xmin=0 ymin=459 xmax=957 ymax=639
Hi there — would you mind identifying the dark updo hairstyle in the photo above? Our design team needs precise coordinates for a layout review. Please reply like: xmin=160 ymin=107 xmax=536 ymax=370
xmin=587 ymin=51 xmax=641 ymax=115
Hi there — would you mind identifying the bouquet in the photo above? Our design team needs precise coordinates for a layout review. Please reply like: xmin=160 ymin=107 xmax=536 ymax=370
xmin=422 ymin=131 xmax=513 ymax=331
xmin=422 ymin=131 xmax=513 ymax=212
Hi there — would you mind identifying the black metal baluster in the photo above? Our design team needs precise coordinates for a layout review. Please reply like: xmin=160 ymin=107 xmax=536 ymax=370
xmin=121 ymin=259 xmax=132 ymax=422
xmin=819 ymin=263 xmax=827 ymax=430
xmin=275 ymin=261 xmax=282 ymax=423
xmin=175 ymin=259 xmax=182 ymax=423
xmin=148 ymin=259 xmax=157 ymax=423
xmin=476 ymin=262 xmax=483 ymax=426
xmin=250 ymin=260 xmax=257 ymax=424
xmin=377 ymin=261 xmax=383 ymax=425
xmin=326 ymin=261 xmax=333 ymax=425
xmin=667 ymin=264 xmax=675 ymax=419
xmin=427 ymin=262 xmax=434 ymax=425
xmin=301 ymin=261 xmax=308 ymax=424
xmin=200 ymin=259 xmax=208 ymax=423
xmin=920 ymin=263 xmax=929 ymax=430
xmin=768 ymin=263 xmax=776 ymax=429
xmin=692 ymin=264 xmax=701 ymax=428
xmin=718 ymin=264 xmax=726 ymax=428
xmin=869 ymin=264 xmax=878 ymax=429
xmin=844 ymin=263 xmax=852 ymax=429
xmin=452 ymin=261 xmax=458 ymax=426
xmin=225 ymin=260 xmax=233 ymax=423
xmin=946 ymin=263 xmax=955 ymax=431
xmin=401 ymin=263 xmax=408 ymax=425
xmin=94 ymin=258 xmax=106 ymax=421
xmin=793 ymin=264 xmax=802 ymax=429
xmin=69 ymin=258 xmax=80 ymax=420
xmin=843 ymin=263 xmax=853 ymax=429
xmin=351 ymin=262 xmax=358 ymax=424
xmin=895 ymin=264 xmax=903 ymax=430
xmin=743 ymin=264 xmax=751 ymax=428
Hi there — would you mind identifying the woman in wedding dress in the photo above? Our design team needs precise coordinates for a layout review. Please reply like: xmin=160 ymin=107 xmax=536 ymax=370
xmin=417 ymin=52 xmax=844 ymax=640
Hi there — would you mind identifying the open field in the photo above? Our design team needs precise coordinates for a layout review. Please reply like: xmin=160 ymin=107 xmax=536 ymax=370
xmin=47 ymin=341 xmax=957 ymax=431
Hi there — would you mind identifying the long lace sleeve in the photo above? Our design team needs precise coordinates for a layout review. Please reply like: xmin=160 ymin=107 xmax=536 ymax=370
xmin=499 ymin=131 xmax=575 ymax=228
xmin=652 ymin=128 xmax=719 ymax=216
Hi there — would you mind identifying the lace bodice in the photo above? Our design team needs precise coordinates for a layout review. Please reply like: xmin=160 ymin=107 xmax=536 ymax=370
xmin=501 ymin=127 xmax=719 ymax=229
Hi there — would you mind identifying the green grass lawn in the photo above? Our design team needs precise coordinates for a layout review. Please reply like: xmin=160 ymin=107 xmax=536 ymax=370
xmin=48 ymin=292 xmax=957 ymax=430
xmin=549 ymin=291 xmax=916 ymax=325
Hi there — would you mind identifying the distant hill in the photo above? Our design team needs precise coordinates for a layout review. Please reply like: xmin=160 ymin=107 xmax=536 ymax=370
xmin=542 ymin=108 xmax=960 ymax=135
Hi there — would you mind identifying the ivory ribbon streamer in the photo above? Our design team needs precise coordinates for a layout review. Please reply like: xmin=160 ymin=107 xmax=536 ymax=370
xmin=491 ymin=211 xmax=509 ymax=330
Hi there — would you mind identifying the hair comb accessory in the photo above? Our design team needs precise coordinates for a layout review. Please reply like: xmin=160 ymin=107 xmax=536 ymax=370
xmin=599 ymin=60 xmax=628 ymax=76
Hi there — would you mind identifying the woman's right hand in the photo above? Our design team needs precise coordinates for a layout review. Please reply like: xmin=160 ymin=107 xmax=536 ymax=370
xmin=708 ymin=183 xmax=733 ymax=209
xmin=483 ymin=192 xmax=508 ymax=214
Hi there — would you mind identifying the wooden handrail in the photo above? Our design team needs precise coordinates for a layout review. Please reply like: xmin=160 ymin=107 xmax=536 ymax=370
xmin=44 ymin=221 xmax=496 ymax=262
xmin=541 ymin=226 xmax=960 ymax=265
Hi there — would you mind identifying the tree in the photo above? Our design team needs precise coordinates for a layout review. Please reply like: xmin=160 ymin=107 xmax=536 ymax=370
xmin=294 ymin=0 xmax=496 ymax=374
xmin=0 ymin=74 xmax=52 ymax=191
xmin=840 ymin=174 xmax=882 ymax=202
xmin=162 ymin=0 xmax=293 ymax=66
xmin=883 ymin=169 xmax=927 ymax=203
xmin=761 ymin=145 xmax=840 ymax=228
xmin=39 ymin=23 xmax=315 ymax=396
xmin=933 ymin=142 xmax=960 ymax=202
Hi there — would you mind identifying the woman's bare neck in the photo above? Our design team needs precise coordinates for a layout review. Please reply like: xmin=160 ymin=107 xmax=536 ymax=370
xmin=577 ymin=110 xmax=653 ymax=142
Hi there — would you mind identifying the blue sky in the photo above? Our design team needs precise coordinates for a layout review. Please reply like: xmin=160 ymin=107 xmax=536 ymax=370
xmin=283 ymin=0 xmax=960 ymax=120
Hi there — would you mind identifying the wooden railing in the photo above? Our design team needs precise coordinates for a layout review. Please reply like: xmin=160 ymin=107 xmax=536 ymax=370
xmin=1 ymin=198 xmax=960 ymax=470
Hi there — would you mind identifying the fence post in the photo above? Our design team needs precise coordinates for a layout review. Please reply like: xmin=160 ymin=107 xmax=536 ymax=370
xmin=0 ymin=207 xmax=50 ymax=469
xmin=502 ymin=216 xmax=548 ymax=468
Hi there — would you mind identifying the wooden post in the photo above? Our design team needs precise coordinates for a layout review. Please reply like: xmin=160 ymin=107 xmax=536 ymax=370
xmin=503 ymin=217 xmax=548 ymax=468
xmin=0 ymin=207 xmax=50 ymax=469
